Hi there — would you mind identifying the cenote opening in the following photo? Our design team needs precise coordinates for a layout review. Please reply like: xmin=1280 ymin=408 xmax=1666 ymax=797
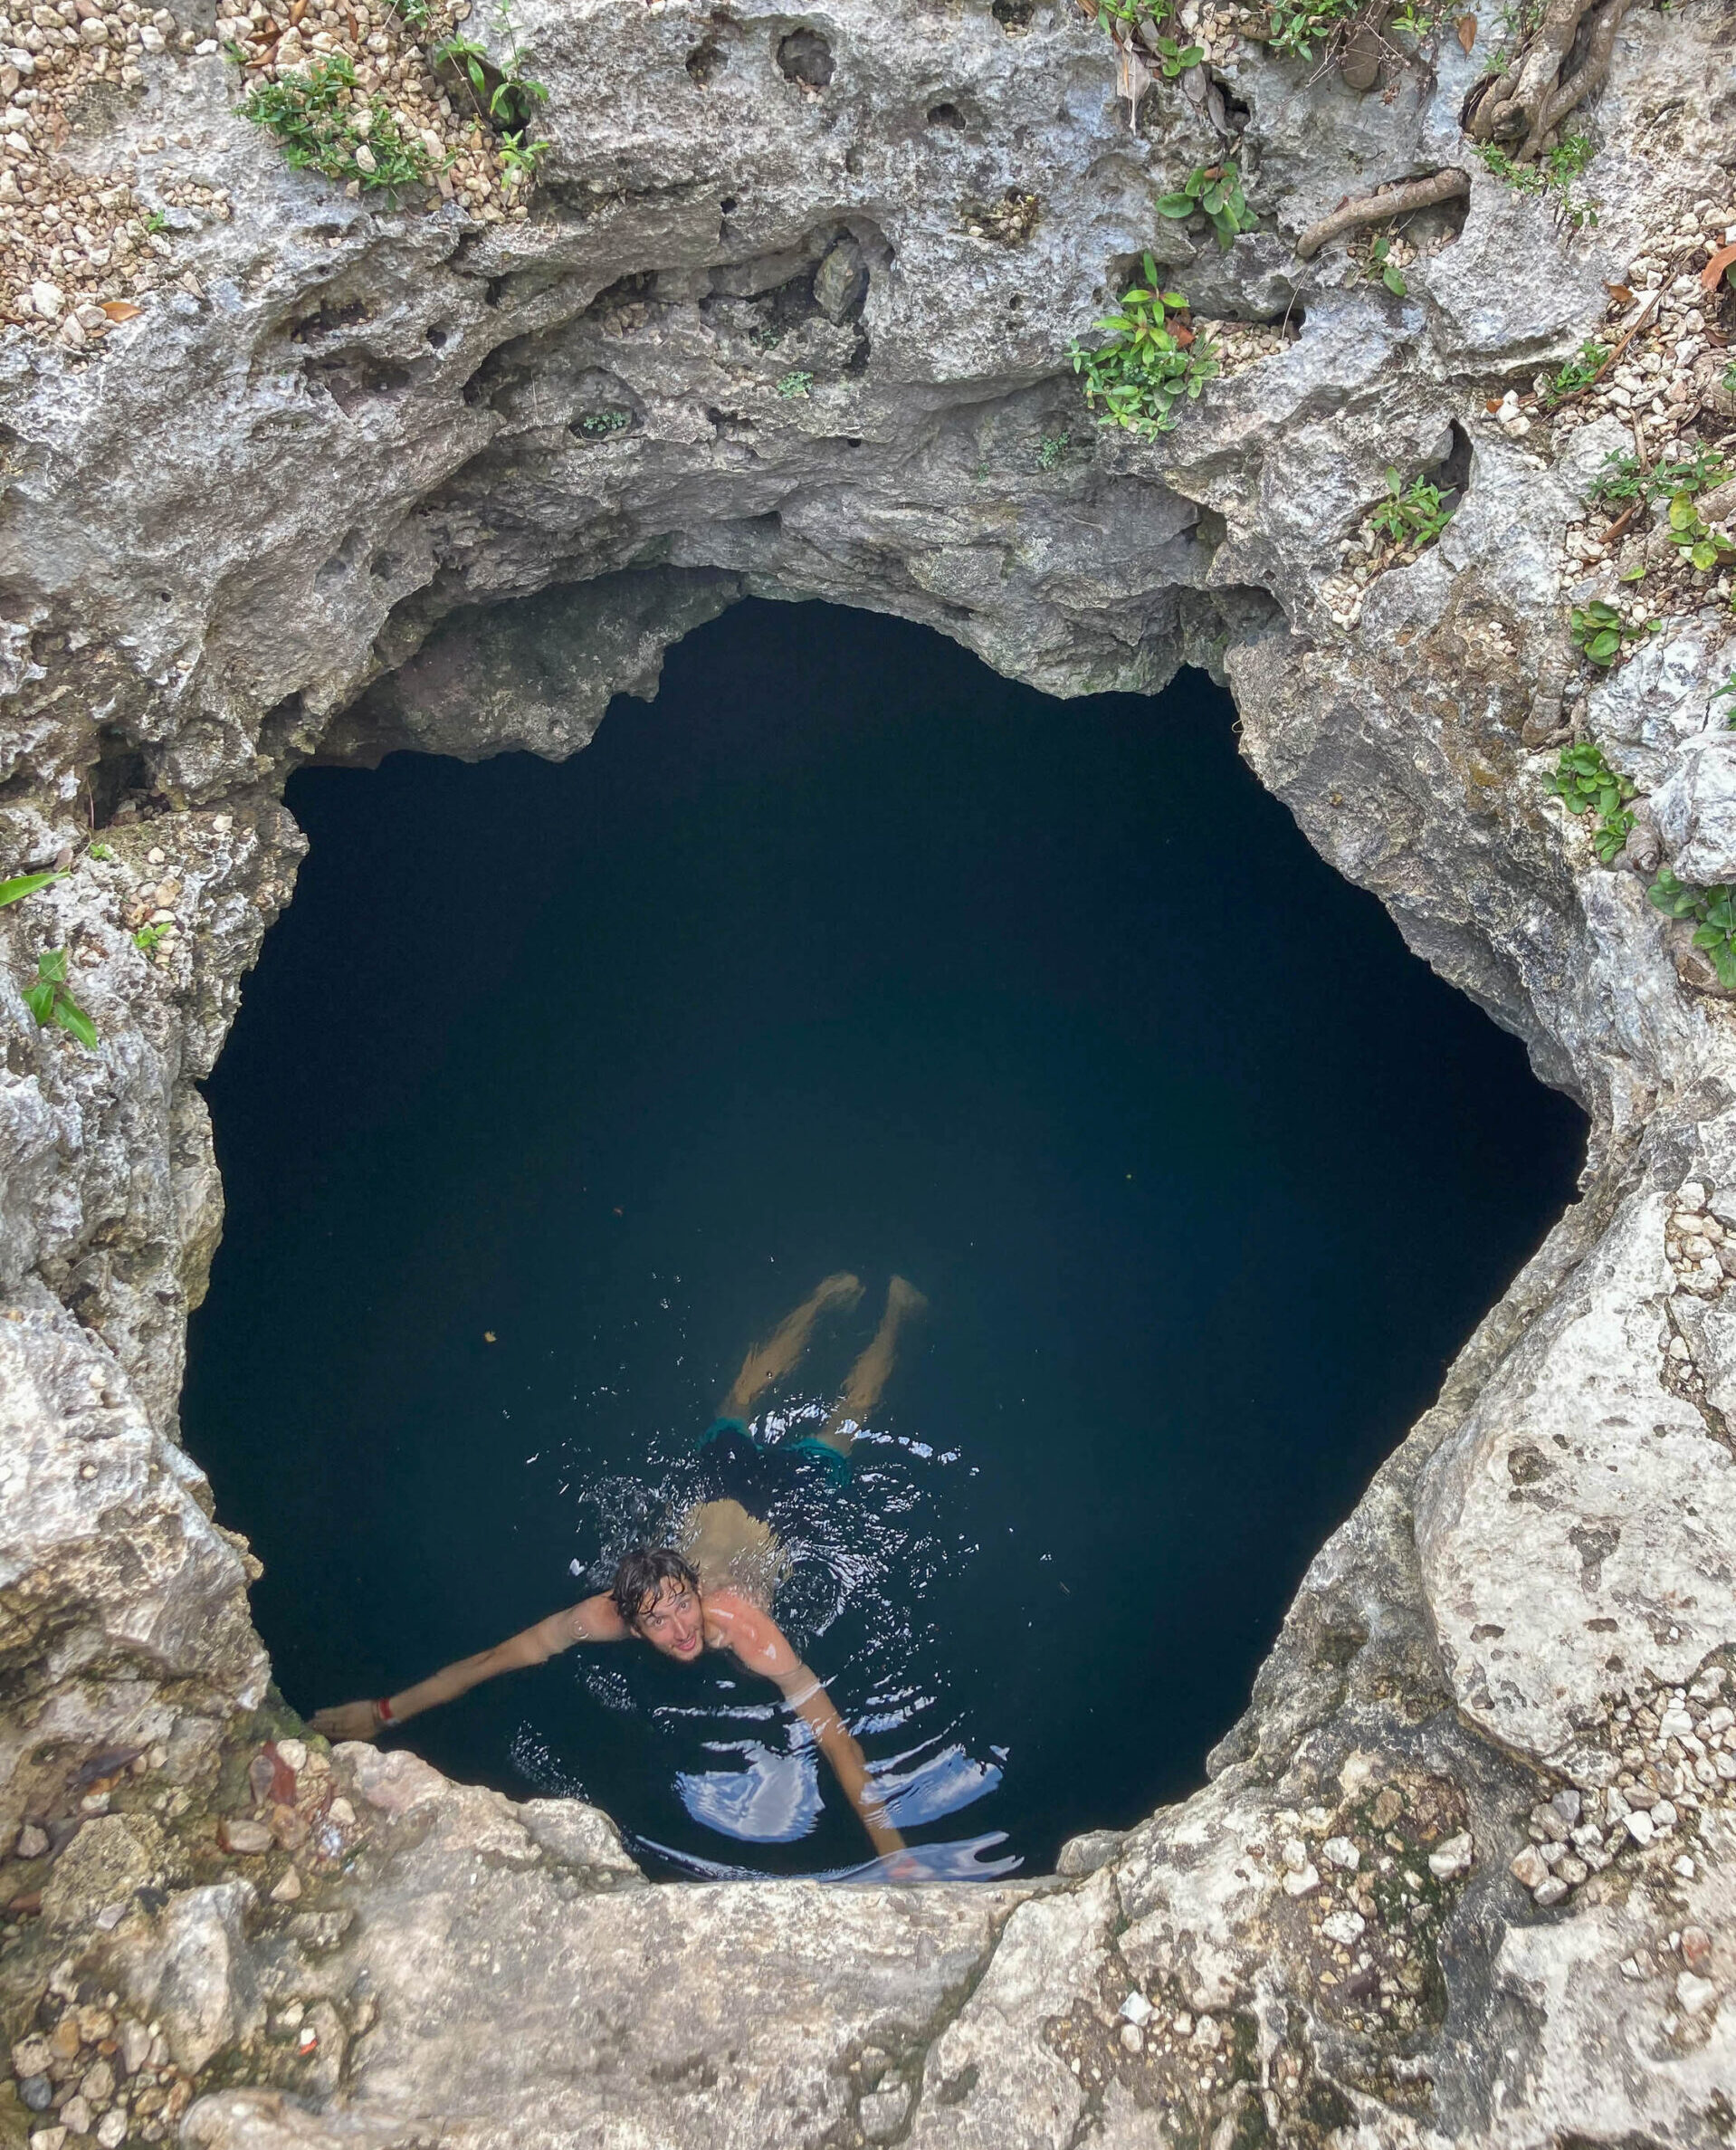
xmin=185 ymin=599 xmax=1585 ymax=1881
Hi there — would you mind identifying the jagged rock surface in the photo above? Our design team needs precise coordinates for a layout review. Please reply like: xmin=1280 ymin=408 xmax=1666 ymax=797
xmin=5 ymin=0 xmax=1736 ymax=2144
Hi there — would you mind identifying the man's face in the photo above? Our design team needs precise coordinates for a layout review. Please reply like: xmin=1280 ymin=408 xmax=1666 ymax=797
xmin=633 ymin=1577 xmax=704 ymax=1661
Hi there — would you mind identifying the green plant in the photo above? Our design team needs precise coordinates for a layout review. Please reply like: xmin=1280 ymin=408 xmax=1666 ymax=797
xmin=133 ymin=923 xmax=169 ymax=954
xmin=1389 ymin=0 xmax=1435 ymax=31
xmin=577 ymin=407 xmax=631 ymax=435
xmin=24 ymin=948 xmax=98 ymax=1050
xmin=1156 ymin=161 xmax=1256 ymax=252
xmin=1036 ymin=430 xmax=1072 ymax=471
xmin=1368 ymin=465 xmax=1455 ymax=551
xmin=1264 ymin=0 xmax=1360 ymax=61
xmin=1149 ymin=31 xmax=1204 ymax=74
xmin=1474 ymin=133 xmax=1598 ymax=229
xmin=1365 ymin=233 xmax=1406 ymax=298
xmin=1569 ymin=598 xmax=1653 ymax=665
xmin=1588 ymin=445 xmax=1728 ymax=512
xmin=1664 ymin=490 xmax=1736 ymax=575
xmin=143 ymin=208 xmax=168 ymax=234
xmin=389 ymin=0 xmax=432 ymax=26
xmin=0 ymin=868 xmax=66 ymax=909
xmin=242 ymin=55 xmax=431 ymax=192
xmin=1069 ymin=255 xmax=1218 ymax=438
xmin=1649 ymin=870 xmax=1736 ymax=989
xmin=497 ymin=128 xmax=551 ymax=182
xmin=1546 ymin=740 xmax=1635 ymax=862
xmin=1722 ymin=359 xmax=1736 ymax=397
xmin=777 ymin=370 xmax=815 ymax=398
xmin=1714 ymin=670 xmax=1736 ymax=722
xmin=1544 ymin=337 xmax=1608 ymax=407
xmin=87 ymin=842 xmax=114 ymax=862
xmin=434 ymin=27 xmax=548 ymax=131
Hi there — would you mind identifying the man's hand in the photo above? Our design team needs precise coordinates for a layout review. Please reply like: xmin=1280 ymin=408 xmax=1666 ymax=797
xmin=309 ymin=1700 xmax=380 ymax=1744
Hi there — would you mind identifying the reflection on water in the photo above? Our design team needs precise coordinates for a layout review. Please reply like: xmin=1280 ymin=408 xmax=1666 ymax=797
xmin=507 ymin=1384 xmax=1017 ymax=1878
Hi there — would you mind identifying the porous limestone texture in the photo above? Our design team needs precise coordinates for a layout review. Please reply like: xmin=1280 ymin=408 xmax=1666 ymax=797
xmin=5 ymin=0 xmax=1736 ymax=2143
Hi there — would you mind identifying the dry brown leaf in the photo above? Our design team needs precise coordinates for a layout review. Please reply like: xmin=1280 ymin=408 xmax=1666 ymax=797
xmin=1484 ymin=397 xmax=1502 ymax=413
xmin=1455 ymin=13 xmax=1476 ymax=52
xmin=99 ymin=300 xmax=142 ymax=320
xmin=1700 ymin=242 xmax=1736 ymax=294
xmin=1172 ymin=323 xmax=1195 ymax=347
xmin=1604 ymin=282 xmax=1633 ymax=305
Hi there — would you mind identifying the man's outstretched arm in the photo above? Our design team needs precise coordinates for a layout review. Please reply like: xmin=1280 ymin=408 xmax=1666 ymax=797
xmin=309 ymin=1596 xmax=628 ymax=1743
xmin=709 ymin=1594 xmax=904 ymax=1857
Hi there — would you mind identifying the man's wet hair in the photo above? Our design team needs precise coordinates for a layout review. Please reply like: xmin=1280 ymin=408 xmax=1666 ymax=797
xmin=610 ymin=1544 xmax=701 ymax=1628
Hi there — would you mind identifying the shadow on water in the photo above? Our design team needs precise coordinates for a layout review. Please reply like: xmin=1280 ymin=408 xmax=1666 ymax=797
xmin=185 ymin=599 xmax=1586 ymax=1879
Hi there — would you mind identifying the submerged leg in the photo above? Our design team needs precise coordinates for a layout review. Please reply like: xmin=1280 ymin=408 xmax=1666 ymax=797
xmin=816 ymin=1275 xmax=928 ymax=1456
xmin=722 ymin=1273 xmax=863 ymax=1419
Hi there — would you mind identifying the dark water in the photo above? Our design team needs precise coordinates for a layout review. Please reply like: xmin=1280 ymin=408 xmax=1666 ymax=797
xmin=185 ymin=599 xmax=1584 ymax=1880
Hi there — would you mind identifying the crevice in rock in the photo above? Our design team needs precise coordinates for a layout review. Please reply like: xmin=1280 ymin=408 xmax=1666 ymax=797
xmin=775 ymin=24 xmax=834 ymax=88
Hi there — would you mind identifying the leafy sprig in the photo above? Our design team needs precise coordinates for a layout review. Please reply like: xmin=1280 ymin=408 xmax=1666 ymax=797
xmin=1156 ymin=162 xmax=1255 ymax=252
xmin=24 ymin=948 xmax=98 ymax=1050
xmin=1546 ymin=740 xmax=1635 ymax=863
xmin=1069 ymin=255 xmax=1218 ymax=438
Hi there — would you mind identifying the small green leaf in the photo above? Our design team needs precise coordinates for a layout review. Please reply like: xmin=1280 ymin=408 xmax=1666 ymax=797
xmin=23 ymin=980 xmax=54 ymax=1026
xmin=36 ymin=947 xmax=68 ymax=985
xmin=1587 ymin=629 xmax=1622 ymax=664
xmin=1669 ymin=492 xmax=1698 ymax=532
xmin=1156 ymin=195 xmax=1195 ymax=217
xmin=51 ymin=994 xmax=99 ymax=1051
xmin=1692 ymin=540 xmax=1721 ymax=572
xmin=0 ymin=869 xmax=66 ymax=909
xmin=1381 ymin=265 xmax=1407 ymax=296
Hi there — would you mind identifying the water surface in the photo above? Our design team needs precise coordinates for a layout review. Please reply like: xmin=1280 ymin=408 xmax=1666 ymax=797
xmin=185 ymin=600 xmax=1584 ymax=1877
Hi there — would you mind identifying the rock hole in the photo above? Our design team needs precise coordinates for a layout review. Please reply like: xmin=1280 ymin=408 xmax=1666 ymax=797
xmin=775 ymin=26 xmax=834 ymax=86
xmin=302 ymin=351 xmax=415 ymax=417
xmin=991 ymin=0 xmax=1033 ymax=28
xmin=720 ymin=195 xmax=739 ymax=215
xmin=87 ymin=736 xmax=149 ymax=828
xmin=289 ymin=296 xmax=369 ymax=343
xmin=926 ymin=100 xmax=966 ymax=129
xmin=686 ymin=37 xmax=726 ymax=83
xmin=425 ymin=323 xmax=450 ymax=350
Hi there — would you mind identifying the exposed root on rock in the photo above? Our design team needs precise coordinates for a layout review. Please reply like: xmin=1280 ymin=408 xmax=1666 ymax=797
xmin=1294 ymin=168 xmax=1470 ymax=262
xmin=1467 ymin=0 xmax=1632 ymax=158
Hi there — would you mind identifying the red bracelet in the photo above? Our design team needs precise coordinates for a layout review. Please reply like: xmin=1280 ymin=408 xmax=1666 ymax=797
xmin=375 ymin=1696 xmax=395 ymax=1725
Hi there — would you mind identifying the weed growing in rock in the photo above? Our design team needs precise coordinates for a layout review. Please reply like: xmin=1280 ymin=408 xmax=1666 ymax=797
xmin=1080 ymin=0 xmax=1195 ymax=53
xmin=1036 ymin=430 xmax=1072 ymax=471
xmin=242 ymin=56 xmax=431 ymax=193
xmin=1368 ymin=467 xmax=1454 ymax=551
xmin=1649 ymin=870 xmax=1736 ymax=989
xmin=1545 ymin=338 xmax=1609 ymax=407
xmin=1715 ymin=671 xmax=1736 ymax=723
xmin=134 ymin=924 xmax=169 ymax=955
xmin=777 ymin=370 xmax=815 ymax=398
xmin=1475 ymin=133 xmax=1598 ymax=229
xmin=1569 ymin=599 xmax=1654 ymax=666
xmin=87 ymin=844 xmax=114 ymax=864
xmin=1070 ymin=256 xmax=1217 ymax=438
xmin=1723 ymin=359 xmax=1736 ymax=397
xmin=1665 ymin=492 xmax=1736 ymax=575
xmin=24 ymin=948 xmax=97 ymax=1050
xmin=433 ymin=30 xmax=548 ymax=133
xmin=1365 ymin=233 xmax=1407 ymax=297
xmin=1264 ymin=0 xmax=1360 ymax=61
xmin=1547 ymin=741 xmax=1636 ymax=862
xmin=1588 ymin=445 xmax=1727 ymax=512
xmin=577 ymin=408 xmax=632 ymax=437
xmin=0 ymin=869 xmax=66 ymax=909
xmin=1157 ymin=162 xmax=1256 ymax=251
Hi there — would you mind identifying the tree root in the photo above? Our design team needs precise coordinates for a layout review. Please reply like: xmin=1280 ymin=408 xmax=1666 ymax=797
xmin=1517 ymin=0 xmax=1631 ymax=159
xmin=1293 ymin=167 xmax=1470 ymax=262
xmin=1468 ymin=0 xmax=1631 ymax=158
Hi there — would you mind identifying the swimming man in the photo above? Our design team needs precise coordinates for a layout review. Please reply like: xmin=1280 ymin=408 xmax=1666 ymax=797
xmin=310 ymin=1274 xmax=927 ymax=1862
